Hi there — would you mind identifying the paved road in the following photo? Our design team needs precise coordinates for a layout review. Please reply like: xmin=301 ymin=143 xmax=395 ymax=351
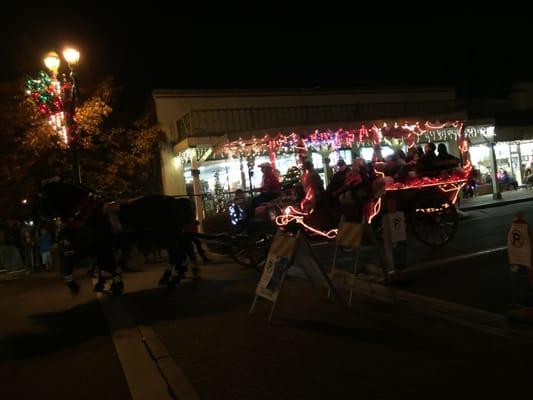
xmin=3 ymin=201 xmax=533 ymax=399
xmin=0 ymin=272 xmax=130 ymax=400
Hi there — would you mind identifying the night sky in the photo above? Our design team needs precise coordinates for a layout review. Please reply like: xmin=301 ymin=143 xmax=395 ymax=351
xmin=2 ymin=9 xmax=532 ymax=117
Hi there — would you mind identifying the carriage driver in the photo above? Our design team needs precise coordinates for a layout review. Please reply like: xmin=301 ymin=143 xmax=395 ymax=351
xmin=249 ymin=162 xmax=281 ymax=216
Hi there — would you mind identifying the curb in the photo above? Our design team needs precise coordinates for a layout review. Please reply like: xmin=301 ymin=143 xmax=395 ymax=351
xmin=0 ymin=270 xmax=29 ymax=282
xmin=460 ymin=196 xmax=533 ymax=211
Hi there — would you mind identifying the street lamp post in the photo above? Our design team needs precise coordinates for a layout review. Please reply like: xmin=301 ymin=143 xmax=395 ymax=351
xmin=43 ymin=47 xmax=82 ymax=184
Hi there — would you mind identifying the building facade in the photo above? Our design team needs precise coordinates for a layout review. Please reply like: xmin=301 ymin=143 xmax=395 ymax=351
xmin=152 ymin=86 xmax=533 ymax=220
xmin=153 ymin=87 xmax=466 ymax=219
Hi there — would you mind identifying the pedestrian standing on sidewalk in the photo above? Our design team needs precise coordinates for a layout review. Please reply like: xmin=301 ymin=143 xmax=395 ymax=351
xmin=38 ymin=227 xmax=53 ymax=271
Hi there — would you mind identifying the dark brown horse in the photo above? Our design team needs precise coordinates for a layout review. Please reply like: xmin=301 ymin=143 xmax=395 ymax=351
xmin=37 ymin=181 xmax=195 ymax=294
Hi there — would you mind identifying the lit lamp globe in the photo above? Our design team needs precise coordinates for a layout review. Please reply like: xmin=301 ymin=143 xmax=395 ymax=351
xmin=63 ymin=48 xmax=80 ymax=66
xmin=43 ymin=51 xmax=60 ymax=76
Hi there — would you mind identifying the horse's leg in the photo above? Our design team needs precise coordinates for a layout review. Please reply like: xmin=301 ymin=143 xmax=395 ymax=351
xmin=166 ymin=242 xmax=182 ymax=286
xmin=59 ymin=239 xmax=79 ymax=295
xmin=110 ymin=269 xmax=124 ymax=295
xmin=104 ymin=246 xmax=123 ymax=295
xmin=158 ymin=264 xmax=174 ymax=286
xmin=193 ymin=235 xmax=210 ymax=263
xmin=93 ymin=246 xmax=123 ymax=294
xmin=158 ymin=236 xmax=175 ymax=286
xmin=184 ymin=234 xmax=200 ymax=281
xmin=162 ymin=234 xmax=189 ymax=286
xmin=184 ymin=233 xmax=197 ymax=265
xmin=176 ymin=233 xmax=201 ymax=282
xmin=93 ymin=265 xmax=107 ymax=293
xmin=117 ymin=235 xmax=133 ymax=272
xmin=92 ymin=247 xmax=107 ymax=293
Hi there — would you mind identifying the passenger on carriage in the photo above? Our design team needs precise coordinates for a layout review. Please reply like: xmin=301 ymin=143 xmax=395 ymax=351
xmin=383 ymin=149 xmax=408 ymax=182
xmin=326 ymin=159 xmax=349 ymax=203
xmin=435 ymin=143 xmax=460 ymax=174
xmin=332 ymin=158 xmax=371 ymax=205
xmin=421 ymin=142 xmax=437 ymax=171
xmin=300 ymin=160 xmax=325 ymax=212
xmin=371 ymin=141 xmax=459 ymax=188
xmin=250 ymin=162 xmax=281 ymax=215
xmin=405 ymin=145 xmax=424 ymax=164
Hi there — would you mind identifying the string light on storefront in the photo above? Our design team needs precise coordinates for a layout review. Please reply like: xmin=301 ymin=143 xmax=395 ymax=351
xmin=221 ymin=120 xmax=466 ymax=163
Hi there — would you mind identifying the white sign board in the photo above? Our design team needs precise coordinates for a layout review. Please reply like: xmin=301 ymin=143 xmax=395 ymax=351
xmin=255 ymin=232 xmax=299 ymax=302
xmin=507 ymin=222 xmax=532 ymax=269
xmin=256 ymin=254 xmax=292 ymax=302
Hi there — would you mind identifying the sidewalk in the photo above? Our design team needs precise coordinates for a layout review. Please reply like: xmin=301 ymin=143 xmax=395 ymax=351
xmin=459 ymin=188 xmax=533 ymax=211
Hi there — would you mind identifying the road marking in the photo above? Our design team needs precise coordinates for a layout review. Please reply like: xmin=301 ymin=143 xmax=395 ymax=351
xmin=139 ymin=325 xmax=200 ymax=400
xmin=407 ymin=246 xmax=508 ymax=272
xmin=98 ymin=296 xmax=172 ymax=400
xmin=98 ymin=294 xmax=200 ymax=400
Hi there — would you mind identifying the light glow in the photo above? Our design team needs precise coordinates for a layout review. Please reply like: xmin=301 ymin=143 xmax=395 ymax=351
xmin=43 ymin=52 xmax=60 ymax=73
xmin=63 ymin=47 xmax=80 ymax=65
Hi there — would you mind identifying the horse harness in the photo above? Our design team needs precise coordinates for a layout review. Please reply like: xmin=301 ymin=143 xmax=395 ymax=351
xmin=64 ymin=192 xmax=104 ymax=230
xmin=62 ymin=191 xmax=123 ymax=232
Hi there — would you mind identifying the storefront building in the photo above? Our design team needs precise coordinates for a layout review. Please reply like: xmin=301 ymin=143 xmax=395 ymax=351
xmin=153 ymin=87 xmax=462 ymax=221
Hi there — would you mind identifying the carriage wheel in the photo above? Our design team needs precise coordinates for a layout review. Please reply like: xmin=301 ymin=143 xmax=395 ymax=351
xmin=230 ymin=234 xmax=271 ymax=272
xmin=412 ymin=195 xmax=458 ymax=247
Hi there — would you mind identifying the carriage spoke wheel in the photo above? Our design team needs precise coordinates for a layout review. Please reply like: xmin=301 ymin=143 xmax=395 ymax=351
xmin=412 ymin=195 xmax=458 ymax=247
xmin=230 ymin=234 xmax=271 ymax=272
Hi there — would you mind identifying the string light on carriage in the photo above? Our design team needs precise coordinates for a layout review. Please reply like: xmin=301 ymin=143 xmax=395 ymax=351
xmin=442 ymin=183 xmax=466 ymax=205
xmin=275 ymin=212 xmax=338 ymax=239
xmin=264 ymin=119 xmax=472 ymax=236
xmin=367 ymin=197 xmax=382 ymax=224
xmin=415 ymin=203 xmax=451 ymax=214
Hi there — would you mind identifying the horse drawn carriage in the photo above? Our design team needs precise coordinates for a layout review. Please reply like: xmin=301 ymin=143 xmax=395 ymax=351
xmin=200 ymin=120 xmax=472 ymax=268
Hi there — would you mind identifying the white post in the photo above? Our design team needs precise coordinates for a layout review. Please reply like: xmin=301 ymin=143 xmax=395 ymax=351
xmin=190 ymin=150 xmax=205 ymax=225
xmin=322 ymin=155 xmax=331 ymax=188
xmin=489 ymin=142 xmax=502 ymax=200
xmin=240 ymin=157 xmax=247 ymax=190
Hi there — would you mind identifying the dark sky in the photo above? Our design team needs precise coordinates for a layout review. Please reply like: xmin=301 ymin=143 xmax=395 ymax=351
xmin=2 ymin=8 xmax=533 ymax=116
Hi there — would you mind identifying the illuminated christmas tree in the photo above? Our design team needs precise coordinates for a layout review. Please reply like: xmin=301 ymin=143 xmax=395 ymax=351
xmin=214 ymin=170 xmax=225 ymax=213
xmin=283 ymin=166 xmax=301 ymax=185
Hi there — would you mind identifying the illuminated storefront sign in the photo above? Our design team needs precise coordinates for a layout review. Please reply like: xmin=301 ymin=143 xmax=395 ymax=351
xmin=422 ymin=126 xmax=495 ymax=142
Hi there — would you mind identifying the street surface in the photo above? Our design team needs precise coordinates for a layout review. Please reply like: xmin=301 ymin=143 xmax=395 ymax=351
xmin=2 ymin=201 xmax=533 ymax=399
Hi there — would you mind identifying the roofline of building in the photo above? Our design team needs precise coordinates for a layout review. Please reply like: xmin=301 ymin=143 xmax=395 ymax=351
xmin=153 ymin=86 xmax=456 ymax=99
